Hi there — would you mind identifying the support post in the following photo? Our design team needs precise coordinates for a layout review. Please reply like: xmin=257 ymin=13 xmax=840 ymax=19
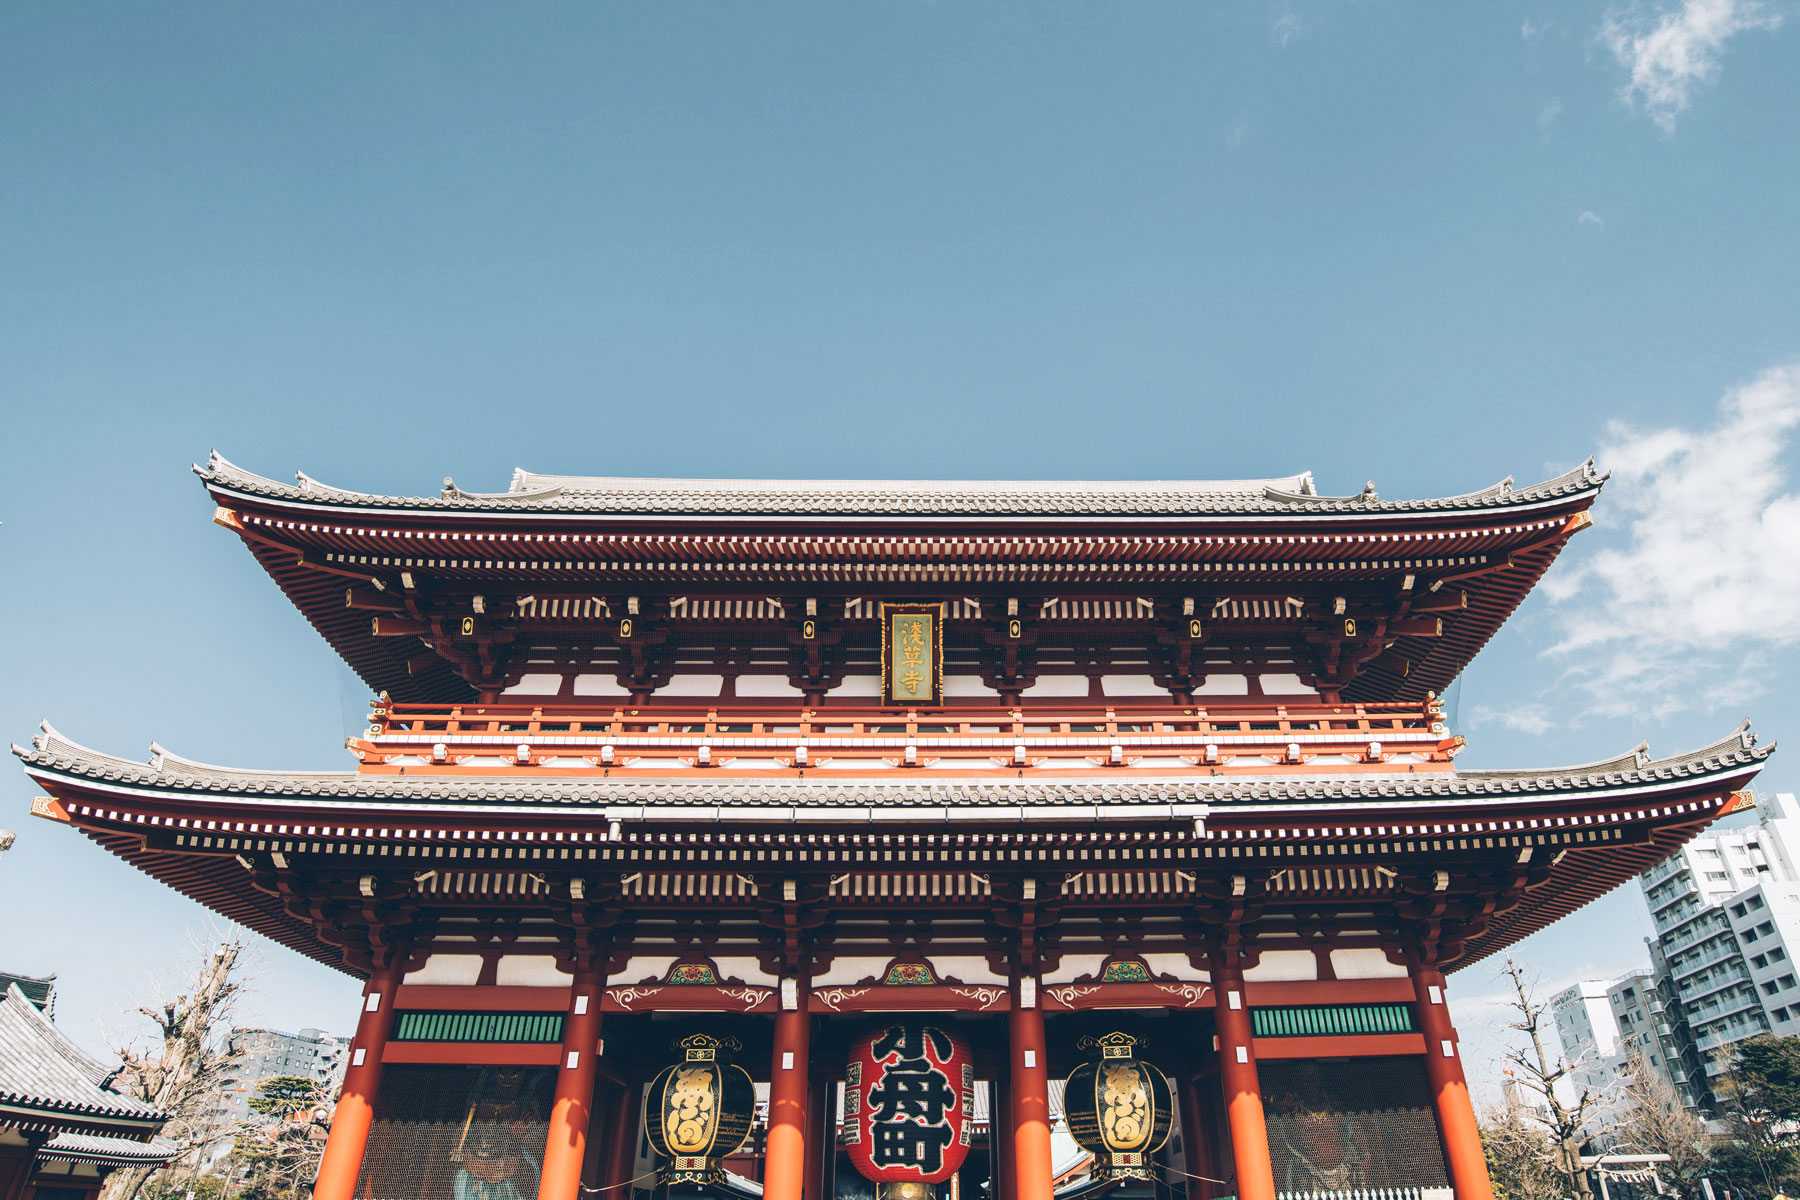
xmin=991 ymin=1081 xmax=1013 ymax=1200
xmin=1008 ymin=991 xmax=1053 ymax=1200
xmin=802 ymin=1074 xmax=832 ymax=1200
xmin=1177 ymin=1074 xmax=1218 ymax=1200
xmin=601 ymin=1078 xmax=642 ymax=1197
xmin=314 ymin=960 xmax=407 ymax=1200
xmin=1211 ymin=974 xmax=1275 ymax=1200
xmin=1412 ymin=965 xmax=1496 ymax=1200
xmin=539 ymin=965 xmax=607 ymax=1200
xmin=764 ymin=986 xmax=813 ymax=1200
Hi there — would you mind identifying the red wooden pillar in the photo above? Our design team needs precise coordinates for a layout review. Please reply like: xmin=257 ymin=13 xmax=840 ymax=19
xmin=1412 ymin=965 xmax=1496 ymax=1200
xmin=802 ymin=1074 xmax=832 ymax=1200
xmin=539 ymin=965 xmax=607 ymax=1200
xmin=314 ymin=959 xmax=407 ymax=1200
xmin=1177 ymin=1074 xmax=1219 ymax=1200
xmin=764 ymin=988 xmax=813 ymax=1200
xmin=600 ymin=1078 xmax=642 ymax=1196
xmin=1008 ymin=998 xmax=1053 ymax=1200
xmin=991 ymin=1081 xmax=1014 ymax=1200
xmin=1211 ymin=975 xmax=1275 ymax=1200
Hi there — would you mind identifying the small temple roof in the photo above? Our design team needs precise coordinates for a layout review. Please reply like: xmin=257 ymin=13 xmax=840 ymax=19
xmin=197 ymin=453 xmax=1606 ymax=519
xmin=0 ymin=984 xmax=166 ymax=1132
xmin=38 ymin=1132 xmax=181 ymax=1166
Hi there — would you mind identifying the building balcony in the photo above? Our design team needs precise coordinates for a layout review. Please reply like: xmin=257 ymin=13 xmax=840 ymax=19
xmin=348 ymin=697 xmax=1455 ymax=779
xmin=1680 ymin=968 xmax=1752 ymax=1006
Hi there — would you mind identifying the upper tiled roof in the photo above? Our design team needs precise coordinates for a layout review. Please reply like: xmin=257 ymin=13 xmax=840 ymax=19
xmin=14 ymin=721 xmax=1770 ymax=816
xmin=0 ymin=970 xmax=56 ymax=1016
xmin=0 ymin=984 xmax=166 ymax=1129
xmin=197 ymin=453 xmax=1606 ymax=518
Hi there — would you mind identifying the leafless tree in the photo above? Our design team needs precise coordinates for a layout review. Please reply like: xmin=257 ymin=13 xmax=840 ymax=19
xmin=101 ymin=937 xmax=249 ymax=1200
xmin=1497 ymin=956 xmax=1613 ymax=1198
xmin=1612 ymin=1051 xmax=1710 ymax=1188
xmin=1480 ymin=1098 xmax=1564 ymax=1200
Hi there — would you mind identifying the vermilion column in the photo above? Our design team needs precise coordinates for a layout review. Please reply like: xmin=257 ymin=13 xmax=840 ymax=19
xmin=600 ymin=1079 xmax=642 ymax=1195
xmin=1009 ymin=995 xmax=1054 ymax=1200
xmin=314 ymin=959 xmax=407 ymax=1200
xmin=1212 ymin=976 xmax=1275 ymax=1200
xmin=1412 ymin=965 xmax=1496 ymax=1200
xmin=538 ymin=965 xmax=607 ymax=1200
xmin=992 ymin=1082 xmax=1014 ymax=1200
xmin=764 ymin=990 xmax=813 ymax=1200
xmin=802 ymin=1075 xmax=831 ymax=1200
xmin=1177 ymin=1074 xmax=1218 ymax=1200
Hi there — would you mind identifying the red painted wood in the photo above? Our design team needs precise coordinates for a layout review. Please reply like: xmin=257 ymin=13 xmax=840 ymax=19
xmin=315 ymin=962 xmax=405 ymax=1200
xmin=763 ymin=1003 xmax=812 ymax=1200
xmin=1412 ymin=966 xmax=1495 ymax=1200
xmin=1212 ymin=977 xmax=1275 ymax=1200
xmin=537 ymin=966 xmax=605 ymax=1200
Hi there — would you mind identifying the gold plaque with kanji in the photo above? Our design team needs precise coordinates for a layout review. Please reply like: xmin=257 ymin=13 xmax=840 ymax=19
xmin=880 ymin=603 xmax=945 ymax=707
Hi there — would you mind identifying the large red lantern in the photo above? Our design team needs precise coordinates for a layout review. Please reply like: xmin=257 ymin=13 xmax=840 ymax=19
xmin=844 ymin=1024 xmax=974 ymax=1200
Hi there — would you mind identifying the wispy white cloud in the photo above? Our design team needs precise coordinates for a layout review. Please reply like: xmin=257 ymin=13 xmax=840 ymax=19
xmin=1522 ymin=17 xmax=1552 ymax=42
xmin=1539 ymin=98 xmax=1565 ymax=131
xmin=1601 ymin=0 xmax=1784 ymax=132
xmin=1470 ymin=703 xmax=1556 ymax=735
xmin=1543 ymin=363 xmax=1800 ymax=717
xmin=1578 ymin=209 xmax=1605 ymax=228
xmin=1224 ymin=118 xmax=1253 ymax=148
xmin=1271 ymin=1 xmax=1307 ymax=46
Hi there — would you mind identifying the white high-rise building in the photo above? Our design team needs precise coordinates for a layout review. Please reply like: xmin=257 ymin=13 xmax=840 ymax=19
xmin=1638 ymin=792 xmax=1800 ymax=1102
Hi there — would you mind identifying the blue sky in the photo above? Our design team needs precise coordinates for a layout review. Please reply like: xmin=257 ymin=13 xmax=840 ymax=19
xmin=2 ymin=2 xmax=1796 ymax=1091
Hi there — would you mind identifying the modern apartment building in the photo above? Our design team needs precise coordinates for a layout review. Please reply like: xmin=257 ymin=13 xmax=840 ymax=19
xmin=1638 ymin=791 xmax=1800 ymax=1103
xmin=206 ymin=1026 xmax=351 ymax=1140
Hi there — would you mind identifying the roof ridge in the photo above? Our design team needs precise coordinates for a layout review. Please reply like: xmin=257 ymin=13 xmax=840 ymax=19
xmin=199 ymin=453 xmax=1606 ymax=517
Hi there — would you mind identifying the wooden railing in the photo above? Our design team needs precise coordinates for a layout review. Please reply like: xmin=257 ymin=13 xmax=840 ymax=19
xmin=349 ymin=699 xmax=1456 ymax=773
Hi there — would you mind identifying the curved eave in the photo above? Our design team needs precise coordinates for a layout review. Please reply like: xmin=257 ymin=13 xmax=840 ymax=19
xmin=16 ymin=723 xmax=1768 ymax=976
xmin=199 ymin=457 xmax=1605 ymax=704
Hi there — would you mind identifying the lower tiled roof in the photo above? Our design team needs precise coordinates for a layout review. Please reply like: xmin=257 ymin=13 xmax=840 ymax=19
xmin=13 ymin=722 xmax=1772 ymax=815
xmin=0 ymin=985 xmax=166 ymax=1130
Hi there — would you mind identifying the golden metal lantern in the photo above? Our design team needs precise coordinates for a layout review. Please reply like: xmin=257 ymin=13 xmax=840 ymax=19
xmin=1062 ymin=1032 xmax=1173 ymax=1182
xmin=643 ymin=1034 xmax=755 ymax=1185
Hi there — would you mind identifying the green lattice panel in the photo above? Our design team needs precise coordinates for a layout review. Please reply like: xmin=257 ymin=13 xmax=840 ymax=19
xmin=391 ymin=1010 xmax=566 ymax=1043
xmin=1250 ymin=1003 xmax=1417 ymax=1038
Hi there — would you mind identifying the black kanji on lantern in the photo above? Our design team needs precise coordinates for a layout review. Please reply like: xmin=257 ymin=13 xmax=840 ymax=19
xmin=871 ymin=1120 xmax=955 ymax=1175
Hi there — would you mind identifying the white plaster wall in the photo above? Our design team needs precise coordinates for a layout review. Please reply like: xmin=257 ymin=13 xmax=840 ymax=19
xmin=1101 ymin=675 xmax=1165 ymax=696
xmin=1258 ymin=673 xmax=1318 ymax=696
xmin=496 ymin=955 xmax=570 ymax=986
xmin=613 ymin=956 xmax=679 ymax=985
xmin=1142 ymin=953 xmax=1209 ymax=982
xmin=1242 ymin=950 xmax=1318 ymax=982
xmin=1330 ymin=948 xmax=1409 ymax=980
xmin=574 ymin=674 xmax=631 ymax=696
xmin=1192 ymin=675 xmax=1248 ymax=696
xmin=712 ymin=957 xmax=780 ymax=987
xmin=736 ymin=675 xmax=805 ymax=698
xmin=661 ymin=674 xmax=725 ymax=697
xmin=405 ymin=954 xmax=483 ymax=986
xmin=929 ymin=955 xmax=1009 ymax=986
xmin=810 ymin=956 xmax=893 ymax=987
xmin=1043 ymin=954 xmax=1107 ymax=985
xmin=503 ymin=673 xmax=564 ymax=696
